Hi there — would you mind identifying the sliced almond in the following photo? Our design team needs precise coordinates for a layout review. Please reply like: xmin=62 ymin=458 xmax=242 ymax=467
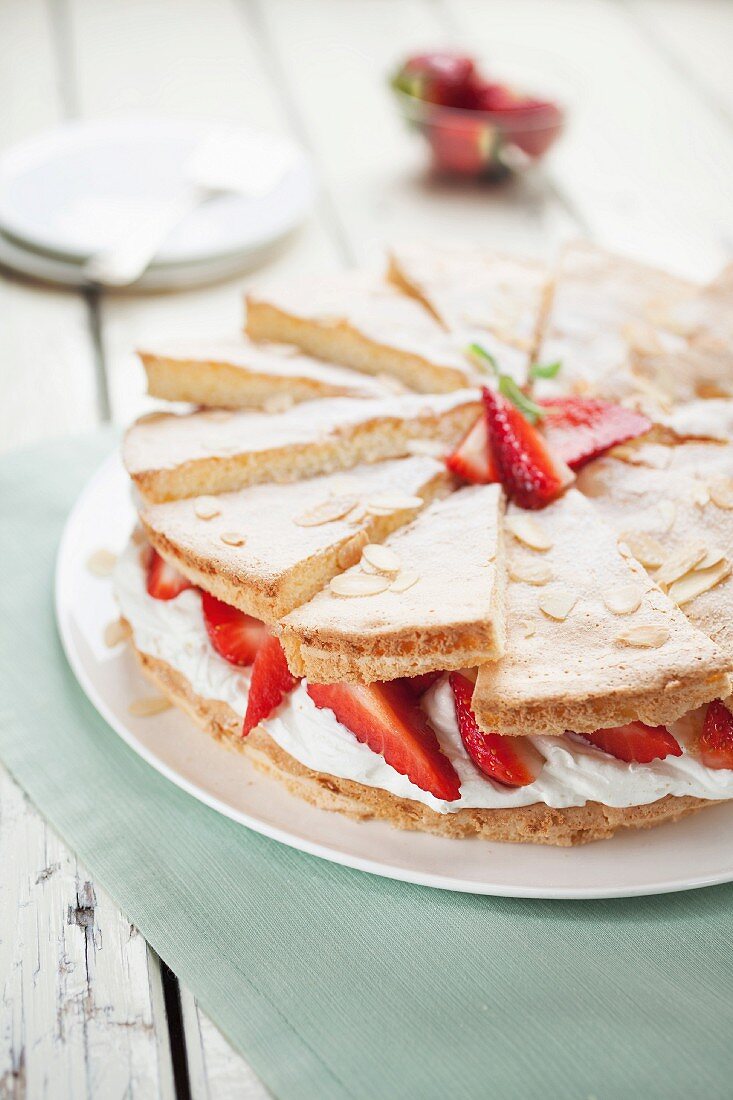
xmin=365 ymin=493 xmax=423 ymax=515
xmin=517 ymin=619 xmax=536 ymax=639
xmin=346 ymin=503 xmax=368 ymax=526
xmin=656 ymin=543 xmax=707 ymax=588
xmin=193 ymin=496 xmax=222 ymax=520
xmin=128 ymin=695 xmax=172 ymax=717
xmin=657 ymin=501 xmax=676 ymax=532
xmin=538 ymin=588 xmax=577 ymax=621
xmin=668 ymin=559 xmax=731 ymax=606
xmin=361 ymin=543 xmax=401 ymax=575
xmin=294 ymin=495 xmax=359 ymax=527
xmin=220 ymin=531 xmax=247 ymax=547
xmin=603 ymin=584 xmax=643 ymax=616
xmin=505 ymin=515 xmax=552 ymax=551
xmin=688 ymin=480 xmax=711 ymax=507
xmin=104 ymin=619 xmax=129 ymax=647
xmin=509 ymin=561 xmax=552 ymax=586
xmin=336 ymin=531 xmax=368 ymax=569
xmin=618 ymin=531 xmax=665 ymax=569
xmin=86 ymin=549 xmax=117 ymax=577
xmin=696 ymin=547 xmax=726 ymax=571
xmin=389 ymin=570 xmax=420 ymax=593
xmin=328 ymin=573 xmax=390 ymax=598
xmin=616 ymin=624 xmax=669 ymax=648
xmin=709 ymin=477 xmax=733 ymax=510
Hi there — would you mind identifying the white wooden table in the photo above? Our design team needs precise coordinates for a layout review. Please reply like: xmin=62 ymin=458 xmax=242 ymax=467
xmin=2 ymin=1 xmax=732 ymax=1095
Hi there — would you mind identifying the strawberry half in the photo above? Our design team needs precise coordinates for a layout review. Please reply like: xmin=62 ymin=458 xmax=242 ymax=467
xmin=242 ymin=635 xmax=299 ymax=736
xmin=449 ymin=672 xmax=543 ymax=787
xmin=445 ymin=414 xmax=498 ymax=484
xmin=538 ymin=398 xmax=651 ymax=471
xmin=401 ymin=671 xmax=443 ymax=698
xmin=201 ymin=592 xmax=266 ymax=668
xmin=146 ymin=549 xmax=194 ymax=601
xmin=306 ymin=680 xmax=461 ymax=801
xmin=577 ymin=721 xmax=682 ymax=764
xmin=482 ymin=387 xmax=574 ymax=509
xmin=699 ymin=699 xmax=733 ymax=770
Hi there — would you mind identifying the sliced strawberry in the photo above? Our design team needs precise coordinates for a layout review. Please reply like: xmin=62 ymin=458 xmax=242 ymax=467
xmin=538 ymin=398 xmax=651 ymax=471
xmin=699 ymin=699 xmax=733 ymax=770
xmin=242 ymin=635 xmax=299 ymax=736
xmin=577 ymin=721 xmax=682 ymax=764
xmin=427 ymin=113 xmax=499 ymax=176
xmin=476 ymin=85 xmax=564 ymax=159
xmin=306 ymin=680 xmax=461 ymax=801
xmin=445 ymin=415 xmax=499 ymax=484
xmin=449 ymin=673 xmax=543 ymax=787
xmin=201 ymin=592 xmax=266 ymax=668
xmin=146 ymin=549 xmax=194 ymax=601
xmin=482 ymin=386 xmax=574 ymax=509
xmin=401 ymin=671 xmax=443 ymax=698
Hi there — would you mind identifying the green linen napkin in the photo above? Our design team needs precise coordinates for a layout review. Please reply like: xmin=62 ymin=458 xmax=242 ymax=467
xmin=1 ymin=432 xmax=732 ymax=1100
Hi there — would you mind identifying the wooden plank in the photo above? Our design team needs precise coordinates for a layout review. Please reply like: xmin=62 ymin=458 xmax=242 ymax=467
xmin=0 ymin=0 xmax=99 ymax=455
xmin=257 ymin=0 xmax=579 ymax=265
xmin=180 ymin=986 xmax=269 ymax=1100
xmin=447 ymin=0 xmax=733 ymax=276
xmin=67 ymin=0 xmax=342 ymax=428
xmin=0 ymin=762 xmax=175 ymax=1099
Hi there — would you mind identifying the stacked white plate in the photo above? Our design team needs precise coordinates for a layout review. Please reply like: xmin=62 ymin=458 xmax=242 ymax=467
xmin=0 ymin=117 xmax=315 ymax=289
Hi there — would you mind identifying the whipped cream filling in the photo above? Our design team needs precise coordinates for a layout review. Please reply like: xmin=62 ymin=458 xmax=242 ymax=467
xmin=114 ymin=538 xmax=733 ymax=814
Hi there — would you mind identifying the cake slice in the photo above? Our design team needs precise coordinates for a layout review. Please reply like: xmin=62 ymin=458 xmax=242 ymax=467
xmin=123 ymin=389 xmax=480 ymax=502
xmin=138 ymin=336 xmax=396 ymax=409
xmin=471 ymin=489 xmax=731 ymax=737
xmin=278 ymin=485 xmax=506 ymax=682
xmin=140 ymin=456 xmax=449 ymax=621
xmin=245 ymin=270 xmax=479 ymax=393
xmin=578 ymin=440 xmax=733 ymax=657
xmin=388 ymin=241 xmax=550 ymax=383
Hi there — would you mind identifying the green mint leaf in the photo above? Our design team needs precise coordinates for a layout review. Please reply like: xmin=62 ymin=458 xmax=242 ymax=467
xmin=530 ymin=359 xmax=562 ymax=380
xmin=465 ymin=343 xmax=499 ymax=376
xmin=498 ymin=376 xmax=546 ymax=424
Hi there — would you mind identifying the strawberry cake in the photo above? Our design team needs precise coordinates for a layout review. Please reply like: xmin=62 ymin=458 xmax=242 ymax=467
xmin=113 ymin=242 xmax=733 ymax=845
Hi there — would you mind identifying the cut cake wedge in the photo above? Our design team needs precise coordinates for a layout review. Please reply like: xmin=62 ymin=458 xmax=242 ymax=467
xmin=471 ymin=489 xmax=731 ymax=737
xmin=123 ymin=389 xmax=480 ymax=502
xmin=278 ymin=485 xmax=506 ymax=683
xmin=140 ymin=456 xmax=449 ymax=622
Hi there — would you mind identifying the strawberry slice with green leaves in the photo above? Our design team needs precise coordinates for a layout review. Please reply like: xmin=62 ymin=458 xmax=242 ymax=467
xmin=699 ymin=699 xmax=733 ymax=770
xmin=306 ymin=680 xmax=461 ymax=801
xmin=482 ymin=386 xmax=574 ymax=509
xmin=146 ymin=549 xmax=195 ymax=601
xmin=450 ymin=673 xmax=543 ymax=787
xmin=201 ymin=592 xmax=266 ymax=668
xmin=242 ymin=635 xmax=300 ymax=736
xmin=445 ymin=414 xmax=499 ymax=484
xmin=577 ymin=721 xmax=682 ymax=764
xmin=539 ymin=398 xmax=651 ymax=471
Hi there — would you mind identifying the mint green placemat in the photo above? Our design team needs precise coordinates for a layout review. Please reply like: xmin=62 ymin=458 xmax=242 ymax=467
xmin=1 ymin=433 xmax=732 ymax=1100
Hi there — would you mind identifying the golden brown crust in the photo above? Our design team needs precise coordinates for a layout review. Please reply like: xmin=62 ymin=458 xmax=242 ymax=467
xmin=129 ymin=641 xmax=716 ymax=847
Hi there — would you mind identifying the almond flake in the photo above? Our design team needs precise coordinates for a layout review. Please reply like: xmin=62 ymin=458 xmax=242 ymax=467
xmin=104 ymin=619 xmax=129 ymax=647
xmin=405 ymin=439 xmax=446 ymax=458
xmin=346 ymin=503 xmax=368 ymax=525
xmin=603 ymin=584 xmax=643 ymax=616
xmin=616 ymin=625 xmax=669 ymax=648
xmin=220 ymin=531 xmax=247 ymax=547
xmin=688 ymin=480 xmax=711 ymax=507
xmin=361 ymin=544 xmax=401 ymax=575
xmin=329 ymin=573 xmax=390 ymax=598
xmin=656 ymin=543 xmax=707 ymax=588
xmin=337 ymin=531 xmax=368 ymax=568
xmin=294 ymin=495 xmax=359 ymax=527
xmin=696 ymin=547 xmax=726 ymax=571
xmin=365 ymin=493 xmax=423 ymax=515
xmin=509 ymin=561 xmax=552 ymax=586
xmin=709 ymin=477 xmax=733 ymax=510
xmin=128 ymin=695 xmax=172 ymax=717
xmin=87 ymin=549 xmax=117 ymax=576
xmin=618 ymin=532 xmax=665 ymax=568
xmin=505 ymin=515 xmax=552 ymax=551
xmin=193 ymin=496 xmax=222 ymax=520
xmin=538 ymin=588 xmax=577 ymax=621
xmin=668 ymin=560 xmax=731 ymax=606
xmin=657 ymin=501 xmax=676 ymax=532
xmin=518 ymin=619 xmax=536 ymax=639
xmin=389 ymin=571 xmax=419 ymax=593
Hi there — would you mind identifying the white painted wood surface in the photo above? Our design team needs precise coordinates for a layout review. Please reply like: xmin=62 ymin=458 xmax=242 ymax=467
xmin=1 ymin=0 xmax=732 ymax=1095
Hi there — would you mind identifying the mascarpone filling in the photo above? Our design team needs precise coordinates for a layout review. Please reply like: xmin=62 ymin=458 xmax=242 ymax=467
xmin=114 ymin=538 xmax=733 ymax=814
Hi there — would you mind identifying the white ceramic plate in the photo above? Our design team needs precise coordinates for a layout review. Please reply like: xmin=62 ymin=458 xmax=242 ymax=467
xmin=55 ymin=453 xmax=733 ymax=899
xmin=0 ymin=117 xmax=314 ymax=266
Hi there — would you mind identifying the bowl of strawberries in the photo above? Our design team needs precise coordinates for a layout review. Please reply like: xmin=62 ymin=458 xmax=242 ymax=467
xmin=391 ymin=50 xmax=566 ymax=178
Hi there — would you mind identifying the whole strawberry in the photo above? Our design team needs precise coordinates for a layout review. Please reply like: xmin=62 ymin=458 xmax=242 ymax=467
xmin=392 ymin=51 xmax=478 ymax=108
